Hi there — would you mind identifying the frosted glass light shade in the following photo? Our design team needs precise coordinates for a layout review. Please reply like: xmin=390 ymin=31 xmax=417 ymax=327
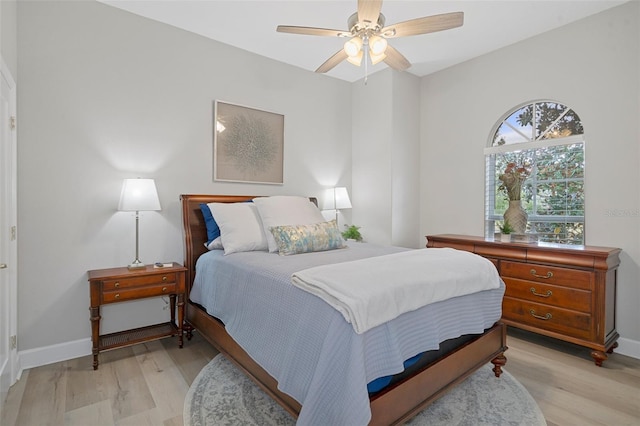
xmin=369 ymin=36 xmax=388 ymax=56
xmin=344 ymin=37 xmax=363 ymax=57
xmin=369 ymin=51 xmax=387 ymax=65
xmin=347 ymin=51 xmax=363 ymax=66
xmin=118 ymin=178 xmax=161 ymax=211
xmin=334 ymin=187 xmax=352 ymax=210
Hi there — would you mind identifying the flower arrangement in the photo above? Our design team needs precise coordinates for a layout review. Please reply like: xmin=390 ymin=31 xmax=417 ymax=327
xmin=499 ymin=162 xmax=530 ymax=201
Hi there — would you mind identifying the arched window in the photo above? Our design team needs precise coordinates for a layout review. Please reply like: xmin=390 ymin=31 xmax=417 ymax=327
xmin=485 ymin=101 xmax=585 ymax=245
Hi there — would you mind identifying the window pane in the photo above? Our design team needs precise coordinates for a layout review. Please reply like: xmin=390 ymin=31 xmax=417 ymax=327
xmin=535 ymin=181 xmax=584 ymax=216
xmin=530 ymin=221 xmax=584 ymax=245
xmin=536 ymin=102 xmax=584 ymax=139
xmin=492 ymin=106 xmax=533 ymax=146
xmin=536 ymin=144 xmax=584 ymax=180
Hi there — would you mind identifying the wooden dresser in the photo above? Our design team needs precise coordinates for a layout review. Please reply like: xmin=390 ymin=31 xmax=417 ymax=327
xmin=426 ymin=234 xmax=621 ymax=366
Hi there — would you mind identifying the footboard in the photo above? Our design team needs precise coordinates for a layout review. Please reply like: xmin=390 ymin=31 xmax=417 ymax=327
xmin=369 ymin=322 xmax=507 ymax=425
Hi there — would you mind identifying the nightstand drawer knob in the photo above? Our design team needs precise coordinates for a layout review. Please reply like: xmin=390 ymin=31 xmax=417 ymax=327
xmin=114 ymin=293 xmax=120 ymax=299
xmin=162 ymin=276 xmax=167 ymax=281
xmin=114 ymin=282 xmax=120 ymax=288
xmin=162 ymin=287 xmax=167 ymax=292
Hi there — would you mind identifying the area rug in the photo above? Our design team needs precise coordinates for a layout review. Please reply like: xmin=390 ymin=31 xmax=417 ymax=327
xmin=184 ymin=354 xmax=546 ymax=426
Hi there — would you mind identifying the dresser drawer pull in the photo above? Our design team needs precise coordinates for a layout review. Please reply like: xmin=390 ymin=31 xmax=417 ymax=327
xmin=162 ymin=287 xmax=167 ymax=292
xmin=114 ymin=293 xmax=120 ymax=299
xmin=114 ymin=282 xmax=120 ymax=288
xmin=530 ymin=287 xmax=552 ymax=298
xmin=529 ymin=309 xmax=552 ymax=320
xmin=530 ymin=269 xmax=553 ymax=279
xmin=162 ymin=276 xmax=167 ymax=281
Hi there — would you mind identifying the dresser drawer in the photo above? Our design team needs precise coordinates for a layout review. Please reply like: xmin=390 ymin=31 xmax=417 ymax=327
xmin=102 ymin=282 xmax=177 ymax=303
xmin=503 ymin=297 xmax=591 ymax=340
xmin=102 ymin=273 xmax=177 ymax=291
xmin=503 ymin=277 xmax=591 ymax=313
xmin=500 ymin=261 xmax=591 ymax=290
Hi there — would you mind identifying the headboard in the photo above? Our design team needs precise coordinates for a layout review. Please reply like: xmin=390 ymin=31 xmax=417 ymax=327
xmin=180 ymin=194 xmax=318 ymax=295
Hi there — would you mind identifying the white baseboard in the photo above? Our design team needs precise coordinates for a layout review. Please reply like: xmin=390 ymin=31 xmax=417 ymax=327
xmin=16 ymin=334 xmax=640 ymax=378
xmin=616 ymin=337 xmax=640 ymax=360
xmin=18 ymin=338 xmax=92 ymax=374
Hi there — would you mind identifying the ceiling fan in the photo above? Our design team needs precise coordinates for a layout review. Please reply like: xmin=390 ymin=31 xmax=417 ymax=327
xmin=276 ymin=0 xmax=464 ymax=74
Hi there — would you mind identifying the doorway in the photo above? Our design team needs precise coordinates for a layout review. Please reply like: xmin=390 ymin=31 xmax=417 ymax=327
xmin=0 ymin=57 xmax=18 ymax=411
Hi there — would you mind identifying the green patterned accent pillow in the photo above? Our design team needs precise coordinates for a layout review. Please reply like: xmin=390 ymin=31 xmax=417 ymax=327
xmin=269 ymin=220 xmax=346 ymax=256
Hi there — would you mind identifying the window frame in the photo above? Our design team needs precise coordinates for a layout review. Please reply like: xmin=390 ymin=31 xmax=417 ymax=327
xmin=484 ymin=101 xmax=585 ymax=245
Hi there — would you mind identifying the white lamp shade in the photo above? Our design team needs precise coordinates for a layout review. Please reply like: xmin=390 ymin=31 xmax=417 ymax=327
xmin=334 ymin=187 xmax=352 ymax=210
xmin=118 ymin=178 xmax=161 ymax=211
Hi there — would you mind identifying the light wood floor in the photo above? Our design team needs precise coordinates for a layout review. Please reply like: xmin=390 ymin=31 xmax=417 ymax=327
xmin=1 ymin=329 xmax=639 ymax=426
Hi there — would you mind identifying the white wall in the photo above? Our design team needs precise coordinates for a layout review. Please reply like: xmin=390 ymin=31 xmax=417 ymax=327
xmin=17 ymin=1 xmax=351 ymax=354
xmin=351 ymin=70 xmax=421 ymax=248
xmin=420 ymin=2 xmax=640 ymax=353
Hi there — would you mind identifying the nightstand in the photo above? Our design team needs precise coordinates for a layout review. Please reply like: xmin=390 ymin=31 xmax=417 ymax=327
xmin=87 ymin=262 xmax=187 ymax=370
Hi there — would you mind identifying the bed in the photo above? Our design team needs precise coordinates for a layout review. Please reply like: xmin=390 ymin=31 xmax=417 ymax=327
xmin=180 ymin=194 xmax=507 ymax=425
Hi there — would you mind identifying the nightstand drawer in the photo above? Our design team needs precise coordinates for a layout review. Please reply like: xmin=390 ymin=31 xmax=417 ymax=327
xmin=102 ymin=283 xmax=177 ymax=303
xmin=501 ymin=261 xmax=591 ymax=290
xmin=102 ymin=273 xmax=177 ymax=291
xmin=503 ymin=277 xmax=591 ymax=313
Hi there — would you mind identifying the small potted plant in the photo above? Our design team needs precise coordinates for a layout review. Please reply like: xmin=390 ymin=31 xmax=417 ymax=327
xmin=498 ymin=220 xmax=513 ymax=242
xmin=342 ymin=224 xmax=363 ymax=242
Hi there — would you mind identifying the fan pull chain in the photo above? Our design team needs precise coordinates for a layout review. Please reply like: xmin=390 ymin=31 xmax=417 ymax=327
xmin=364 ymin=42 xmax=369 ymax=85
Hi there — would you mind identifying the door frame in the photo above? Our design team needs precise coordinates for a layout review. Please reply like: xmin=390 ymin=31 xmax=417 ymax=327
xmin=0 ymin=56 xmax=19 ymax=406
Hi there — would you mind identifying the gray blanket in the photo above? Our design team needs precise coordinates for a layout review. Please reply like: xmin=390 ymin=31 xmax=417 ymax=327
xmin=190 ymin=242 xmax=504 ymax=425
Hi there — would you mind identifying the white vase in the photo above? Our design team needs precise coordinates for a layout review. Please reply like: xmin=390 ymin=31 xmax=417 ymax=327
xmin=504 ymin=200 xmax=528 ymax=234
xmin=500 ymin=234 xmax=511 ymax=242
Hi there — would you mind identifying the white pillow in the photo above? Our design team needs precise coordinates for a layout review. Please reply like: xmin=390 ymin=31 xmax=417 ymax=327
xmin=205 ymin=236 xmax=223 ymax=251
xmin=207 ymin=202 xmax=268 ymax=255
xmin=253 ymin=196 xmax=327 ymax=253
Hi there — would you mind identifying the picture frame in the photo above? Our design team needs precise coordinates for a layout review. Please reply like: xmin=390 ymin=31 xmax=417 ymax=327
xmin=213 ymin=100 xmax=284 ymax=184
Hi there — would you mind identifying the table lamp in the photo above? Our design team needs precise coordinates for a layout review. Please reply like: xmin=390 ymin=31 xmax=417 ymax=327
xmin=118 ymin=178 xmax=161 ymax=269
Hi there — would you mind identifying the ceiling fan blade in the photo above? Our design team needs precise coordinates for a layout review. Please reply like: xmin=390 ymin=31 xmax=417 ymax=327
xmin=357 ymin=0 xmax=383 ymax=25
xmin=381 ymin=12 xmax=464 ymax=38
xmin=277 ymin=25 xmax=348 ymax=38
xmin=316 ymin=50 xmax=349 ymax=73
xmin=383 ymin=45 xmax=411 ymax=71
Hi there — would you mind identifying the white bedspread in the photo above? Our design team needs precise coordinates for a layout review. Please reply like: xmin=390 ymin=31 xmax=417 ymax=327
xmin=292 ymin=247 xmax=501 ymax=334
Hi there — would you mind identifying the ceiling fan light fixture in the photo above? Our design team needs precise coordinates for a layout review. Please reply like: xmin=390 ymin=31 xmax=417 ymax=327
xmin=369 ymin=51 xmax=386 ymax=65
xmin=346 ymin=50 xmax=364 ymax=66
xmin=344 ymin=37 xmax=363 ymax=57
xmin=368 ymin=35 xmax=388 ymax=56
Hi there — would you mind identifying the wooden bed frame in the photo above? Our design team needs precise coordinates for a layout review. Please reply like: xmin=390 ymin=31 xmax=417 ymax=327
xmin=180 ymin=194 xmax=508 ymax=425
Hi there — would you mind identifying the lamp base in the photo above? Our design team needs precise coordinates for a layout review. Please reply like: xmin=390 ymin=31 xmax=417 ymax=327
xmin=127 ymin=260 xmax=146 ymax=270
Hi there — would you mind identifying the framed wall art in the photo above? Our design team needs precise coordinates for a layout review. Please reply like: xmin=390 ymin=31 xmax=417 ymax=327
xmin=214 ymin=100 xmax=284 ymax=184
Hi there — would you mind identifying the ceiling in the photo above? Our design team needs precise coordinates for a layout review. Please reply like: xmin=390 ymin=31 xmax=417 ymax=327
xmin=99 ymin=0 xmax=627 ymax=83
